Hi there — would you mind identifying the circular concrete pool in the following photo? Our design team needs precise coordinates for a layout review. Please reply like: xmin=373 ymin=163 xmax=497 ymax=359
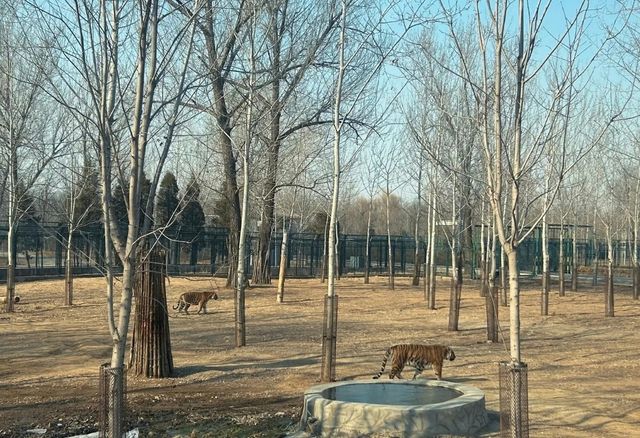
xmin=299 ymin=380 xmax=487 ymax=437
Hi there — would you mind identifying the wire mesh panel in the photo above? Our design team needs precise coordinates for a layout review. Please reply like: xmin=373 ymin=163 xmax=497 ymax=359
xmin=499 ymin=361 xmax=529 ymax=438
xmin=99 ymin=363 xmax=126 ymax=438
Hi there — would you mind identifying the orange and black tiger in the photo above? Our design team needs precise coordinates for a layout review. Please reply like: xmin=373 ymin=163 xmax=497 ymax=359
xmin=173 ymin=291 xmax=218 ymax=315
xmin=372 ymin=344 xmax=456 ymax=380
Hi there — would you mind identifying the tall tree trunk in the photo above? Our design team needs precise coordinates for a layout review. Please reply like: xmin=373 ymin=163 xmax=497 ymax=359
xmin=252 ymin=103 xmax=280 ymax=285
xmin=606 ymin=230 xmax=614 ymax=317
xmin=386 ymin=190 xmax=394 ymax=290
xmin=321 ymin=214 xmax=329 ymax=283
xmin=412 ymin=166 xmax=422 ymax=286
xmin=129 ymin=248 xmax=173 ymax=377
xmin=462 ymin=196 xmax=473 ymax=280
xmin=592 ymin=210 xmax=598 ymax=286
xmin=276 ymin=228 xmax=289 ymax=303
xmin=4 ymin=78 xmax=18 ymax=313
xmin=486 ymin=222 xmax=498 ymax=343
xmin=541 ymin=202 xmax=549 ymax=315
xmin=448 ymin=184 xmax=462 ymax=332
xmin=507 ymin=248 xmax=521 ymax=362
xmin=65 ymin=225 xmax=74 ymax=306
xmin=335 ymin=221 xmax=341 ymax=281
xmin=571 ymin=222 xmax=578 ymax=291
xmin=634 ymin=171 xmax=640 ymax=299
xmin=634 ymin=218 xmax=639 ymax=300
xmin=5 ymin=225 xmax=16 ymax=313
xmin=480 ymin=203 xmax=487 ymax=297
xmin=448 ymin=246 xmax=462 ymax=331
xmin=364 ymin=203 xmax=372 ymax=284
xmin=321 ymin=0 xmax=346 ymax=383
xmin=428 ymin=189 xmax=437 ymax=309
xmin=220 ymin=122 xmax=241 ymax=289
xmin=559 ymin=223 xmax=565 ymax=297
xmin=235 ymin=25 xmax=256 ymax=346
xmin=254 ymin=197 xmax=274 ymax=285
xmin=424 ymin=191 xmax=432 ymax=303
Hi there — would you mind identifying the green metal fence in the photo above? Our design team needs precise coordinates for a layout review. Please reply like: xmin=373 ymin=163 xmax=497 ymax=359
xmin=0 ymin=221 xmax=635 ymax=282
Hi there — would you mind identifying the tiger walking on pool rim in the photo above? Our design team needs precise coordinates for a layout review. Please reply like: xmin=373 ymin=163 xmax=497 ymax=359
xmin=173 ymin=291 xmax=219 ymax=315
xmin=372 ymin=344 xmax=456 ymax=380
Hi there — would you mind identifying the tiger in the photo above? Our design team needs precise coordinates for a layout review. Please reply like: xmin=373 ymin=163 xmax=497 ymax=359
xmin=372 ymin=344 xmax=456 ymax=380
xmin=172 ymin=291 xmax=219 ymax=315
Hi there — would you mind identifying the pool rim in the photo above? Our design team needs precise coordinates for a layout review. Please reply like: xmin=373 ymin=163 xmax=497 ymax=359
xmin=304 ymin=378 xmax=486 ymax=411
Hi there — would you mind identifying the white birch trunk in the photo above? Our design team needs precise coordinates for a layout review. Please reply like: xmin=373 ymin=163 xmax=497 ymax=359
xmin=606 ymin=225 xmax=614 ymax=317
xmin=235 ymin=146 xmax=249 ymax=346
xmin=486 ymin=216 xmax=498 ymax=342
xmin=634 ymin=169 xmax=640 ymax=299
xmin=541 ymin=190 xmax=549 ymax=315
xmin=235 ymin=10 xmax=256 ymax=346
xmin=276 ymin=228 xmax=288 ymax=303
xmin=386 ymin=188 xmax=394 ymax=290
xmin=4 ymin=81 xmax=17 ymax=313
xmin=364 ymin=200 xmax=372 ymax=284
xmin=571 ymin=221 xmax=578 ymax=291
xmin=65 ymin=223 xmax=74 ymax=306
xmin=321 ymin=0 xmax=346 ymax=382
xmin=592 ymin=209 xmax=598 ymax=286
xmin=424 ymin=190 xmax=432 ymax=302
xmin=480 ymin=199 xmax=486 ymax=297
xmin=412 ymin=165 xmax=422 ymax=286
xmin=559 ymin=218 xmax=565 ymax=297
xmin=448 ymin=179 xmax=459 ymax=331
xmin=428 ymin=187 xmax=437 ymax=309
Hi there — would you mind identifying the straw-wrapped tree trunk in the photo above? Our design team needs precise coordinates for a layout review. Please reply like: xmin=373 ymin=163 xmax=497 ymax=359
xmin=129 ymin=248 xmax=173 ymax=378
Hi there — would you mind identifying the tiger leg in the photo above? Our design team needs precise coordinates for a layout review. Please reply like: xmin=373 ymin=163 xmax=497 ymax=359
xmin=434 ymin=362 xmax=443 ymax=380
xmin=390 ymin=362 xmax=404 ymax=379
xmin=412 ymin=362 xmax=425 ymax=380
xmin=202 ymin=301 xmax=207 ymax=314
xmin=184 ymin=303 xmax=191 ymax=315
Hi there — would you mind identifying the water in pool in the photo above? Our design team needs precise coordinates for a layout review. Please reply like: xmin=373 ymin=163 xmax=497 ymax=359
xmin=325 ymin=383 xmax=462 ymax=405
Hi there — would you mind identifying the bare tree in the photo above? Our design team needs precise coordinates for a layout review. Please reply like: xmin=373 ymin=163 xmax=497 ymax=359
xmin=320 ymin=0 xmax=421 ymax=381
xmin=373 ymin=142 xmax=404 ymax=290
xmin=359 ymin=149 xmax=380 ymax=284
xmin=170 ymin=0 xmax=251 ymax=288
xmin=431 ymin=10 xmax=623 ymax=437
xmin=41 ymin=1 xmax=198 ymax=433
xmin=62 ymin=141 xmax=100 ymax=306
xmin=251 ymin=1 xmax=340 ymax=285
xmin=1 ymin=4 xmax=67 ymax=312
xmin=234 ymin=1 xmax=260 ymax=347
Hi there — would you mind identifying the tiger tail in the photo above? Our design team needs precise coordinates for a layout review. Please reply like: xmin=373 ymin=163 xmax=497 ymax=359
xmin=372 ymin=347 xmax=393 ymax=379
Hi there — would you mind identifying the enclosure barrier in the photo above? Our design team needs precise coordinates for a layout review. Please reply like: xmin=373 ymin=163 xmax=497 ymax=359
xmin=499 ymin=361 xmax=529 ymax=438
xmin=99 ymin=363 xmax=126 ymax=438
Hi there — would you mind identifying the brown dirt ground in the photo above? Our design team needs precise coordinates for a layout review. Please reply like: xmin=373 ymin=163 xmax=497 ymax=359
xmin=1 ymin=275 xmax=639 ymax=437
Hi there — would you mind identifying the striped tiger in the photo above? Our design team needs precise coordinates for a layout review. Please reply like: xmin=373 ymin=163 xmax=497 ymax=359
xmin=172 ymin=291 xmax=218 ymax=315
xmin=372 ymin=344 xmax=456 ymax=380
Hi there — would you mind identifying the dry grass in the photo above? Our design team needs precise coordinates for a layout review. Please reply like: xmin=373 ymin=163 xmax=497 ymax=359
xmin=1 ymin=275 xmax=639 ymax=437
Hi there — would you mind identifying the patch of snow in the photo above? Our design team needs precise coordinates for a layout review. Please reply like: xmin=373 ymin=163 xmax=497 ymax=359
xmin=67 ymin=428 xmax=138 ymax=438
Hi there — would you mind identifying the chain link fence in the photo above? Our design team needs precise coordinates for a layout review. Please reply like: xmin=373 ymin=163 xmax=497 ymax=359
xmin=99 ymin=363 xmax=126 ymax=438
xmin=499 ymin=361 xmax=529 ymax=438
